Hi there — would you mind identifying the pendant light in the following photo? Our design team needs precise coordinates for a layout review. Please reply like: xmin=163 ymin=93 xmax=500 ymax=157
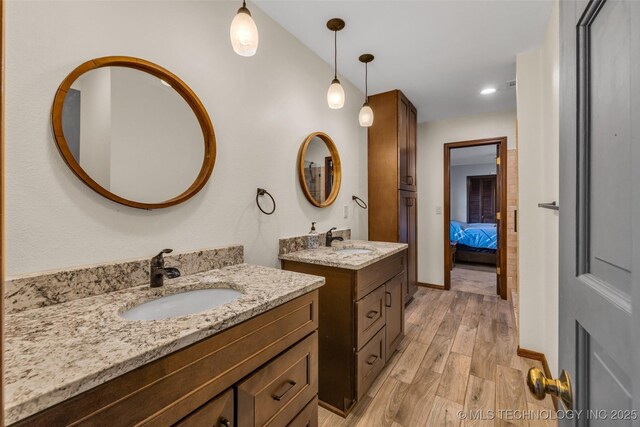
xmin=326 ymin=18 xmax=345 ymax=109
xmin=359 ymin=54 xmax=374 ymax=127
xmin=230 ymin=0 xmax=259 ymax=57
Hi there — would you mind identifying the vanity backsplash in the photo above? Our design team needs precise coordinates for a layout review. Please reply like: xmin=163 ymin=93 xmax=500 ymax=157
xmin=278 ymin=228 xmax=351 ymax=256
xmin=5 ymin=245 xmax=244 ymax=314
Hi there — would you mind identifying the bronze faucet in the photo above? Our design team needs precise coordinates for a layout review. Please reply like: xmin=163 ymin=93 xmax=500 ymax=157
xmin=150 ymin=249 xmax=181 ymax=287
xmin=325 ymin=227 xmax=344 ymax=247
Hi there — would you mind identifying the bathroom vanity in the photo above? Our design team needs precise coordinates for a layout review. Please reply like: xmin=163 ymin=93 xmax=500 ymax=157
xmin=5 ymin=248 xmax=324 ymax=426
xmin=280 ymin=241 xmax=408 ymax=416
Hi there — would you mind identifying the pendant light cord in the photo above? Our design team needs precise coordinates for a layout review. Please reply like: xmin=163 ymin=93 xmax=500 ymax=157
xmin=334 ymin=30 xmax=338 ymax=79
xmin=365 ymin=62 xmax=368 ymax=102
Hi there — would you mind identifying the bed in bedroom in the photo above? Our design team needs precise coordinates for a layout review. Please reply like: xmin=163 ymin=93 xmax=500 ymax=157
xmin=450 ymin=220 xmax=497 ymax=265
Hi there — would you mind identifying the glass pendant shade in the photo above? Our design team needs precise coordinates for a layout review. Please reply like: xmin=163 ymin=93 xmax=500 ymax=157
xmin=327 ymin=79 xmax=345 ymax=109
xmin=359 ymin=103 xmax=374 ymax=127
xmin=230 ymin=7 xmax=259 ymax=57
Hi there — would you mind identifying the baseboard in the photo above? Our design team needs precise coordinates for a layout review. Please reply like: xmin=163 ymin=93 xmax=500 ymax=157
xmin=417 ymin=282 xmax=444 ymax=290
xmin=517 ymin=347 xmax=558 ymax=411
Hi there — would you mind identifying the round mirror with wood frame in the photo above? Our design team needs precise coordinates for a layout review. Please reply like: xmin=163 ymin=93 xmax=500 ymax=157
xmin=297 ymin=132 xmax=342 ymax=208
xmin=51 ymin=56 xmax=216 ymax=210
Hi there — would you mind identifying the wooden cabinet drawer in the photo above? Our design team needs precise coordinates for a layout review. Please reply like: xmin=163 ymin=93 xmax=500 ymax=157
xmin=356 ymin=252 xmax=404 ymax=299
xmin=174 ymin=389 xmax=234 ymax=427
xmin=238 ymin=332 xmax=318 ymax=427
xmin=355 ymin=285 xmax=386 ymax=350
xmin=355 ymin=327 xmax=386 ymax=401
xmin=286 ymin=396 xmax=318 ymax=427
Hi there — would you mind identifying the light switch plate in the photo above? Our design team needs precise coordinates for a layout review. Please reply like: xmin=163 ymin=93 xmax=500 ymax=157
xmin=436 ymin=206 xmax=442 ymax=215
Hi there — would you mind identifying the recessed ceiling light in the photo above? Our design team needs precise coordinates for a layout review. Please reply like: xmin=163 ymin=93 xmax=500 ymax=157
xmin=480 ymin=87 xmax=497 ymax=95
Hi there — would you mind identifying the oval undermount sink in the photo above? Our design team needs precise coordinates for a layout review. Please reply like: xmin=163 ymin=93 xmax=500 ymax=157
xmin=335 ymin=248 xmax=373 ymax=255
xmin=120 ymin=288 xmax=242 ymax=321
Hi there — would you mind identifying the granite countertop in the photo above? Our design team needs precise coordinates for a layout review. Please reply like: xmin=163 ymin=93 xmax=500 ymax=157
xmin=4 ymin=264 xmax=324 ymax=424
xmin=279 ymin=240 xmax=408 ymax=270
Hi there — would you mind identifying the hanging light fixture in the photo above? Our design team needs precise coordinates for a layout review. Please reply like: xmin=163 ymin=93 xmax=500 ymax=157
xmin=326 ymin=18 xmax=345 ymax=109
xmin=230 ymin=0 xmax=259 ymax=57
xmin=358 ymin=54 xmax=374 ymax=127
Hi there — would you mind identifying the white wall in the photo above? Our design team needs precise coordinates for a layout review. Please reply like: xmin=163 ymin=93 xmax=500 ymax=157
xmin=516 ymin=0 xmax=559 ymax=373
xmin=417 ymin=110 xmax=516 ymax=286
xmin=450 ymin=163 xmax=496 ymax=222
xmin=5 ymin=0 xmax=367 ymax=276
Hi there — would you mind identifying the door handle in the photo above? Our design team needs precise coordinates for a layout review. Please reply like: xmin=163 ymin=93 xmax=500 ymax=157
xmin=527 ymin=368 xmax=573 ymax=410
xmin=385 ymin=291 xmax=392 ymax=307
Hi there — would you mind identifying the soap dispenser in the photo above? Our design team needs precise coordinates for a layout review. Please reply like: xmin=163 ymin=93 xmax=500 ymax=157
xmin=308 ymin=222 xmax=319 ymax=249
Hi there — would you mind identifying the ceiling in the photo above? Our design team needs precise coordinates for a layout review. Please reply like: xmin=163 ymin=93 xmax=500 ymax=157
xmin=450 ymin=144 xmax=497 ymax=166
xmin=254 ymin=0 xmax=554 ymax=123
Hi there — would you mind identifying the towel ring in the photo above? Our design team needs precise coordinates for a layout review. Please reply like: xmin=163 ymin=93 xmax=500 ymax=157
xmin=256 ymin=188 xmax=276 ymax=215
xmin=352 ymin=195 xmax=368 ymax=209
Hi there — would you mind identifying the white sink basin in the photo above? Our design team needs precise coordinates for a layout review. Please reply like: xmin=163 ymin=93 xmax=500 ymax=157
xmin=120 ymin=288 xmax=242 ymax=321
xmin=336 ymin=248 xmax=373 ymax=255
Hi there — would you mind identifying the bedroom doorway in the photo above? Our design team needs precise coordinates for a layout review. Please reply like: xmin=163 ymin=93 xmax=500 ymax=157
xmin=444 ymin=137 xmax=507 ymax=299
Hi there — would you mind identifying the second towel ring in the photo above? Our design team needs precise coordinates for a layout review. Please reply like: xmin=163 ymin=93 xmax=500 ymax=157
xmin=256 ymin=188 xmax=276 ymax=215
xmin=352 ymin=195 xmax=368 ymax=209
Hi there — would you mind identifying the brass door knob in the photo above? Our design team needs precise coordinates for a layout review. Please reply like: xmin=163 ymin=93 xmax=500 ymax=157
xmin=527 ymin=368 xmax=573 ymax=410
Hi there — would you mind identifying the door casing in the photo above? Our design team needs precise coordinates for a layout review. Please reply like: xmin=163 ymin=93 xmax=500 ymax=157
xmin=443 ymin=137 xmax=508 ymax=299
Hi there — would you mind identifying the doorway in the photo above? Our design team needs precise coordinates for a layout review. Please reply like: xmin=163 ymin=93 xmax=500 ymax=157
xmin=444 ymin=137 xmax=507 ymax=299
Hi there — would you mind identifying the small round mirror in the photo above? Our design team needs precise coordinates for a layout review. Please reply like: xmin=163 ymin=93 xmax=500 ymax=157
xmin=52 ymin=57 xmax=216 ymax=209
xmin=297 ymin=132 xmax=342 ymax=208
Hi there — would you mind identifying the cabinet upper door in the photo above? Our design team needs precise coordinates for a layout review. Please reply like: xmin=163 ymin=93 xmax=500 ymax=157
xmin=398 ymin=93 xmax=417 ymax=192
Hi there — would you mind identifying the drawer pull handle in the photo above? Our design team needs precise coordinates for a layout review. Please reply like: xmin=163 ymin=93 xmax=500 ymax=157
xmin=385 ymin=292 xmax=392 ymax=307
xmin=219 ymin=418 xmax=231 ymax=427
xmin=366 ymin=355 xmax=379 ymax=365
xmin=406 ymin=176 xmax=414 ymax=185
xmin=272 ymin=380 xmax=297 ymax=401
xmin=366 ymin=310 xmax=379 ymax=319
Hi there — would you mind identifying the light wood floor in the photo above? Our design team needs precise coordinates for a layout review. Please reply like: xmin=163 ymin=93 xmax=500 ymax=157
xmin=318 ymin=288 xmax=556 ymax=427
xmin=451 ymin=263 xmax=497 ymax=296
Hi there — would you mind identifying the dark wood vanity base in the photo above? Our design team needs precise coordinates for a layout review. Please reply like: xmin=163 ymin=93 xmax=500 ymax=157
xmin=281 ymin=251 xmax=406 ymax=416
xmin=11 ymin=291 xmax=319 ymax=427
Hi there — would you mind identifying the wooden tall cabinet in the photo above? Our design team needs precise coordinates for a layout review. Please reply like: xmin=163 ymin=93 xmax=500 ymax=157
xmin=368 ymin=90 xmax=418 ymax=304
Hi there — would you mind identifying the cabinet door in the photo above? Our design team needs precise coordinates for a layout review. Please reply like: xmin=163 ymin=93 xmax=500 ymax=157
xmin=398 ymin=93 xmax=417 ymax=191
xmin=385 ymin=273 xmax=405 ymax=361
xmin=174 ymin=389 xmax=234 ymax=427
xmin=399 ymin=190 xmax=418 ymax=303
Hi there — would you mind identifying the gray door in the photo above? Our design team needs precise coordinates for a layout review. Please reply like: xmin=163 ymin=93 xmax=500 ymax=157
xmin=558 ymin=0 xmax=639 ymax=423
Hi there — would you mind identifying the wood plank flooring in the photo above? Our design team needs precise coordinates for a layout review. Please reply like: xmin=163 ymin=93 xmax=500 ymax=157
xmin=318 ymin=288 xmax=557 ymax=427
xmin=450 ymin=264 xmax=497 ymax=296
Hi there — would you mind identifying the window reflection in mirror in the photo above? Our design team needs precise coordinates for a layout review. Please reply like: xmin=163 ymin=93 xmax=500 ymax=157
xmin=298 ymin=132 xmax=341 ymax=208
xmin=303 ymin=137 xmax=334 ymax=204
